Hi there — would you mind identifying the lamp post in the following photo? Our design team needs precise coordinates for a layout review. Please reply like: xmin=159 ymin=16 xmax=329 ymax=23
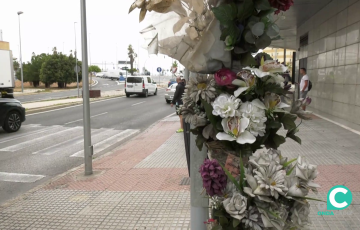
xmin=74 ymin=22 xmax=80 ymax=98
xmin=17 ymin=11 xmax=24 ymax=93
xmin=80 ymin=0 xmax=93 ymax=175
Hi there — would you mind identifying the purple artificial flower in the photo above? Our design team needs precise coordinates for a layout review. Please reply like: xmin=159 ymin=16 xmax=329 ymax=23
xmin=214 ymin=68 xmax=237 ymax=87
xmin=304 ymin=97 xmax=312 ymax=106
xmin=199 ymin=159 xmax=227 ymax=196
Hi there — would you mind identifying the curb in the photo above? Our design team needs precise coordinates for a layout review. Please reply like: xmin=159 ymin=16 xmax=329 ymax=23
xmin=26 ymin=94 xmax=125 ymax=115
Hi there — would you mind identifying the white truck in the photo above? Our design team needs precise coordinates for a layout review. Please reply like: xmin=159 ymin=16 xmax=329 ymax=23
xmin=0 ymin=49 xmax=15 ymax=98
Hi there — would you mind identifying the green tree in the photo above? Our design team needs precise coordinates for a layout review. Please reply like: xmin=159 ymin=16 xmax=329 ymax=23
xmin=13 ymin=58 xmax=20 ymax=74
xmin=127 ymin=44 xmax=137 ymax=76
xmin=89 ymin=65 xmax=101 ymax=73
xmin=40 ymin=47 xmax=62 ymax=88
xmin=27 ymin=53 xmax=48 ymax=87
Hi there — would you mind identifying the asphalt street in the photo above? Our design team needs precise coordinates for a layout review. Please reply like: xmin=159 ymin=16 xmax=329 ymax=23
xmin=14 ymin=77 xmax=124 ymax=103
xmin=0 ymin=88 xmax=176 ymax=205
xmin=15 ymin=75 xmax=175 ymax=103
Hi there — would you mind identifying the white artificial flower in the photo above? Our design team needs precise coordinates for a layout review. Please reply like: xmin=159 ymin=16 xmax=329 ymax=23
xmin=259 ymin=204 xmax=288 ymax=230
xmin=243 ymin=61 xmax=287 ymax=79
xmin=212 ymin=93 xmax=241 ymax=118
xmin=290 ymin=201 xmax=311 ymax=229
xmin=233 ymin=71 xmax=256 ymax=97
xmin=242 ymin=206 xmax=265 ymax=230
xmin=239 ymin=99 xmax=267 ymax=137
xmin=260 ymin=60 xmax=288 ymax=73
xmin=216 ymin=116 xmax=256 ymax=144
xmin=265 ymin=74 xmax=285 ymax=87
xmin=223 ymin=192 xmax=247 ymax=220
xmin=285 ymin=175 xmax=309 ymax=197
xmin=263 ymin=92 xmax=289 ymax=110
xmin=253 ymin=161 xmax=288 ymax=199
xmin=295 ymin=156 xmax=320 ymax=193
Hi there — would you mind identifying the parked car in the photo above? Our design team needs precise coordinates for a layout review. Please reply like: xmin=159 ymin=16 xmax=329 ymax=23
xmin=164 ymin=83 xmax=177 ymax=104
xmin=96 ymin=72 xmax=105 ymax=78
xmin=125 ymin=76 xmax=157 ymax=98
xmin=168 ymin=78 xmax=177 ymax=87
xmin=103 ymin=71 xmax=122 ymax=80
xmin=0 ymin=98 xmax=26 ymax=133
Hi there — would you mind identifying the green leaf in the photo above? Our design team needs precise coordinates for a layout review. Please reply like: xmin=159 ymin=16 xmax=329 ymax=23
xmin=244 ymin=31 xmax=255 ymax=43
xmin=211 ymin=226 xmax=222 ymax=230
xmin=220 ymin=164 xmax=242 ymax=193
xmin=239 ymin=152 xmax=245 ymax=190
xmin=281 ymin=113 xmax=297 ymax=130
xmin=251 ymin=22 xmax=265 ymax=36
xmin=255 ymin=0 xmax=272 ymax=10
xmin=195 ymin=134 xmax=206 ymax=151
xmin=283 ymin=158 xmax=297 ymax=168
xmin=240 ymin=52 xmax=257 ymax=67
xmin=286 ymin=164 xmax=296 ymax=175
xmin=212 ymin=3 xmax=238 ymax=26
xmin=255 ymin=34 xmax=272 ymax=49
xmin=267 ymin=120 xmax=282 ymax=129
xmin=257 ymin=8 xmax=276 ymax=18
xmin=294 ymin=196 xmax=326 ymax=202
xmin=233 ymin=219 xmax=240 ymax=228
xmin=273 ymin=134 xmax=286 ymax=147
xmin=202 ymin=99 xmax=219 ymax=128
xmin=238 ymin=0 xmax=255 ymax=21
xmin=286 ymin=128 xmax=302 ymax=144
xmin=219 ymin=216 xmax=229 ymax=226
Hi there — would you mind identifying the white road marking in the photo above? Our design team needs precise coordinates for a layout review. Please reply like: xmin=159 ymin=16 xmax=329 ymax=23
xmin=313 ymin=113 xmax=360 ymax=136
xmin=0 ymin=172 xmax=45 ymax=183
xmin=0 ymin=127 xmax=81 ymax=152
xmin=32 ymin=128 xmax=108 ymax=155
xmin=131 ymin=101 xmax=146 ymax=107
xmin=64 ymin=112 xmax=108 ymax=125
xmin=0 ymin=125 xmax=62 ymax=144
xmin=70 ymin=129 xmax=140 ymax=157
xmin=91 ymin=112 xmax=108 ymax=118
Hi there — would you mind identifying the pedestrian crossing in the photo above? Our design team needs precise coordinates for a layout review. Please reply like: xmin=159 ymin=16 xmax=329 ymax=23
xmin=0 ymin=124 xmax=140 ymax=158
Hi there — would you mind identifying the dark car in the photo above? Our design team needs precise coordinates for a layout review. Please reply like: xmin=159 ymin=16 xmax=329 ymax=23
xmin=0 ymin=98 xmax=26 ymax=133
xmin=168 ymin=78 xmax=177 ymax=87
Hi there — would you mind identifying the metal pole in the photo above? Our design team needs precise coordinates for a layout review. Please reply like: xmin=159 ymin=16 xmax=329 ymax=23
xmin=74 ymin=22 xmax=79 ymax=98
xmin=80 ymin=0 xmax=93 ymax=175
xmin=189 ymin=71 xmax=209 ymax=230
xmin=17 ymin=13 xmax=24 ymax=93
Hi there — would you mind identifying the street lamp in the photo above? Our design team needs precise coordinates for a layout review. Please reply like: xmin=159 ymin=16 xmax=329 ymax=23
xmin=74 ymin=22 xmax=80 ymax=98
xmin=17 ymin=11 xmax=24 ymax=93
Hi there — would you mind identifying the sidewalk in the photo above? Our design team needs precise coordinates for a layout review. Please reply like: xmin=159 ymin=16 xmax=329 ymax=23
xmin=0 ymin=115 xmax=360 ymax=229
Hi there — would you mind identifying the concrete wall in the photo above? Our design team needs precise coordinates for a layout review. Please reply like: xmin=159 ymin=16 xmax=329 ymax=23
xmin=0 ymin=41 xmax=9 ymax=50
xmin=297 ymin=0 xmax=360 ymax=125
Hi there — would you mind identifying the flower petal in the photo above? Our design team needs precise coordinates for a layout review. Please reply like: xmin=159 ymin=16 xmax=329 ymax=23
xmin=216 ymin=132 xmax=236 ymax=142
xmin=278 ymin=102 xmax=290 ymax=108
xmin=232 ymin=79 xmax=247 ymax=87
xmin=236 ymin=130 xmax=256 ymax=144
xmin=234 ymin=87 xmax=249 ymax=97
xmin=240 ymin=117 xmax=250 ymax=133
xmin=251 ymin=99 xmax=267 ymax=110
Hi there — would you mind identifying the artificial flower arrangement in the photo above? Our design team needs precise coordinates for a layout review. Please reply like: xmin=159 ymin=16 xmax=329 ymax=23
xmin=129 ymin=0 xmax=319 ymax=229
xmin=182 ymin=58 xmax=318 ymax=230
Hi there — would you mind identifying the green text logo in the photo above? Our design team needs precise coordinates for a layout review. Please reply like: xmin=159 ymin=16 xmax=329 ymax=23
xmin=327 ymin=185 xmax=352 ymax=210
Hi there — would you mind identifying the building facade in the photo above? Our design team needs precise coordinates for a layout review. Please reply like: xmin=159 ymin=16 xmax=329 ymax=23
xmin=295 ymin=0 xmax=360 ymax=127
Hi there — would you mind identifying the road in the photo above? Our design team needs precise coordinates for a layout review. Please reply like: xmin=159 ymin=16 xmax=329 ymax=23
xmin=15 ymin=75 xmax=175 ymax=103
xmin=0 ymin=89 xmax=176 ymax=205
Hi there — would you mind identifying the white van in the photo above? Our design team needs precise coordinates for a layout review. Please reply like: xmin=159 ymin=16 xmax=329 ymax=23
xmin=125 ymin=76 xmax=157 ymax=98
xmin=103 ymin=71 xmax=120 ymax=80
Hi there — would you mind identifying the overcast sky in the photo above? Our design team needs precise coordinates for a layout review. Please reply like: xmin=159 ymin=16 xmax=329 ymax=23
xmin=0 ymin=0 xmax=176 ymax=73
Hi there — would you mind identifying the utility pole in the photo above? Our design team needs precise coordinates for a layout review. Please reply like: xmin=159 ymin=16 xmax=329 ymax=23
xmin=189 ymin=71 xmax=209 ymax=230
xmin=80 ymin=0 xmax=93 ymax=176
xmin=17 ymin=11 xmax=24 ymax=93
xmin=74 ymin=22 xmax=79 ymax=98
